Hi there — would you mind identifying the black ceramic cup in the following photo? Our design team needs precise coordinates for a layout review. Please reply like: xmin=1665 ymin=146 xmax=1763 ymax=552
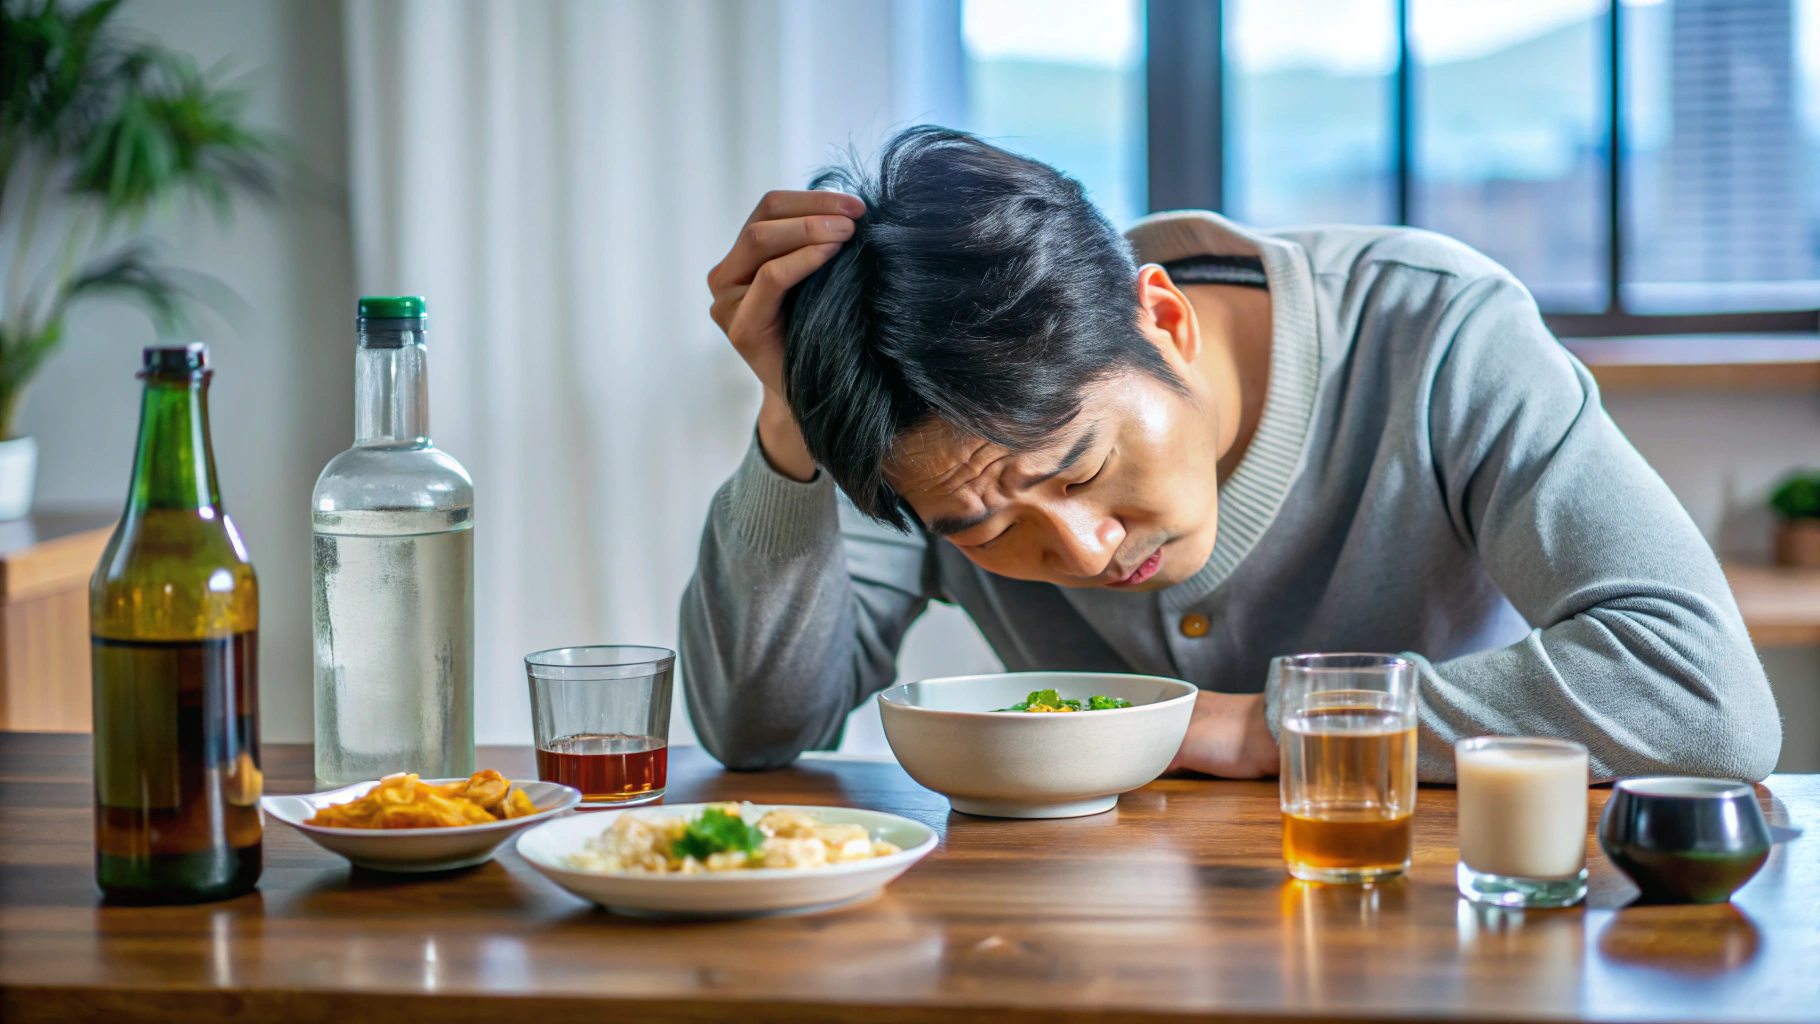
xmin=1597 ymin=778 xmax=1781 ymax=904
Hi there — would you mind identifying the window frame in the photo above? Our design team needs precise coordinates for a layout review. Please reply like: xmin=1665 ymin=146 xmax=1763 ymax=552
xmin=1146 ymin=0 xmax=1820 ymax=338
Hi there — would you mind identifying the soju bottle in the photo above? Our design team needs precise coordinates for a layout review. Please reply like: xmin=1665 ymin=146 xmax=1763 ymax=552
xmin=91 ymin=343 xmax=261 ymax=904
xmin=312 ymin=296 xmax=474 ymax=785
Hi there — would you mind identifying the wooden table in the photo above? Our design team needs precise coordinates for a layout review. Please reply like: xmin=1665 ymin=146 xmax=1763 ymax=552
xmin=3 ymin=734 xmax=1815 ymax=1023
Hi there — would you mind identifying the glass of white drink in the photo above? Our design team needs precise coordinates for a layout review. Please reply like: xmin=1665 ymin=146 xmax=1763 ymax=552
xmin=1454 ymin=736 xmax=1590 ymax=907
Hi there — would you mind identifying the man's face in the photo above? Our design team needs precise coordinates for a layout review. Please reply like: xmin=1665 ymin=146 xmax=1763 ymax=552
xmin=884 ymin=367 xmax=1221 ymax=591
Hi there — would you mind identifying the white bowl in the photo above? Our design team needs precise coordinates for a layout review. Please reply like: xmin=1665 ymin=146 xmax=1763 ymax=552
xmin=516 ymin=803 xmax=938 ymax=917
xmin=262 ymin=778 xmax=583 ymax=872
xmin=877 ymin=671 xmax=1198 ymax=818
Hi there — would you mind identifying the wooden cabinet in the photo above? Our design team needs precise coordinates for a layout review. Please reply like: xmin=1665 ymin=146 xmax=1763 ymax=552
xmin=1725 ymin=562 xmax=1820 ymax=648
xmin=0 ymin=511 xmax=113 ymax=732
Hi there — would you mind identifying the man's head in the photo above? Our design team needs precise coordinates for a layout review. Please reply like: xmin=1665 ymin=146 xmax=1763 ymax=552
xmin=784 ymin=126 xmax=1226 ymax=591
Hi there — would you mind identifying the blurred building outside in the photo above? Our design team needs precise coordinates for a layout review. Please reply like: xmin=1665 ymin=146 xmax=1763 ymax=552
xmin=1650 ymin=0 xmax=1810 ymax=305
xmin=1225 ymin=0 xmax=1820 ymax=313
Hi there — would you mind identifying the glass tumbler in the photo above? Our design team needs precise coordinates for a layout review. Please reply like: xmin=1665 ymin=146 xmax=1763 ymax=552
xmin=1454 ymin=736 xmax=1589 ymax=907
xmin=1275 ymin=653 xmax=1420 ymax=883
xmin=526 ymin=645 xmax=674 ymax=805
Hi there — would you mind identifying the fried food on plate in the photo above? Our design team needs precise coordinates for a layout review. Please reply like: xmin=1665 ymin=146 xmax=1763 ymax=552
xmin=305 ymin=769 xmax=540 ymax=829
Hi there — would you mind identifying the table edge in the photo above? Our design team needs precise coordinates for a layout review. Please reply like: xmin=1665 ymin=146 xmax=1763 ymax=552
xmin=0 ymin=982 xmax=1620 ymax=1024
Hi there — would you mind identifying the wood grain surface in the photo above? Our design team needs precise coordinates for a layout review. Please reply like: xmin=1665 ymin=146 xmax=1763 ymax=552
xmin=0 ymin=523 xmax=111 ymax=602
xmin=1562 ymin=335 xmax=1820 ymax=391
xmin=1725 ymin=563 xmax=1820 ymax=648
xmin=0 ymin=586 xmax=91 ymax=731
xmin=2 ymin=733 xmax=1815 ymax=1024
xmin=0 ymin=513 xmax=114 ymax=731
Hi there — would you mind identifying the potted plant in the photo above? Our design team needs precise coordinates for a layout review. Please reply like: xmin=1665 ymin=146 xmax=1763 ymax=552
xmin=0 ymin=0 xmax=277 ymax=519
xmin=1770 ymin=471 xmax=1820 ymax=567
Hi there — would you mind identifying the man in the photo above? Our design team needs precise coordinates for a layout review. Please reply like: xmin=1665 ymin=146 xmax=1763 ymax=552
xmin=682 ymin=126 xmax=1781 ymax=782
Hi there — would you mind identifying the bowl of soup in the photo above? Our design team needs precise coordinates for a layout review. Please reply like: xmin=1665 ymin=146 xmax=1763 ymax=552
xmin=875 ymin=671 xmax=1198 ymax=818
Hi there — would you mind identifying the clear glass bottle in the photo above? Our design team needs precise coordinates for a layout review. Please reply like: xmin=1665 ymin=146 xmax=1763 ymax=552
xmin=312 ymin=296 xmax=474 ymax=785
xmin=91 ymin=343 xmax=261 ymax=904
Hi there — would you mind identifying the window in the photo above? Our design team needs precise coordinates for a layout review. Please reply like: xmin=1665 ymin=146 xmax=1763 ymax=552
xmin=1223 ymin=0 xmax=1396 ymax=227
xmin=961 ymin=0 xmax=1148 ymax=228
xmin=1150 ymin=0 xmax=1820 ymax=335
xmin=1410 ymin=0 xmax=1608 ymax=312
xmin=1623 ymin=0 xmax=1820 ymax=314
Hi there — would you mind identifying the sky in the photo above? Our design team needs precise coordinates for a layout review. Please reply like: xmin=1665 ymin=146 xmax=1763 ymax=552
xmin=1226 ymin=0 xmax=1617 ymax=74
xmin=962 ymin=0 xmax=1143 ymax=67
xmin=960 ymin=0 xmax=1671 ymax=73
xmin=960 ymin=0 xmax=1820 ymax=140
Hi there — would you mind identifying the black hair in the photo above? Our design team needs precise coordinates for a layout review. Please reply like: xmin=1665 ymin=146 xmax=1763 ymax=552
xmin=783 ymin=125 xmax=1184 ymax=531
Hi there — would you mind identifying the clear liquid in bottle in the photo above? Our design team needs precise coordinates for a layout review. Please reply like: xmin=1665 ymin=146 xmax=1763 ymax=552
xmin=313 ymin=507 xmax=473 ymax=782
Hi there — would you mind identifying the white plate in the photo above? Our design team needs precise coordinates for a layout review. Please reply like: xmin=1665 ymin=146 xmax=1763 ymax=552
xmin=516 ymin=803 xmax=939 ymax=917
xmin=262 ymin=777 xmax=583 ymax=872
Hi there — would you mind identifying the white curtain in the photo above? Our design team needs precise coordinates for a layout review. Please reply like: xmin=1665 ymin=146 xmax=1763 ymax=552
xmin=340 ymin=0 xmax=973 ymax=746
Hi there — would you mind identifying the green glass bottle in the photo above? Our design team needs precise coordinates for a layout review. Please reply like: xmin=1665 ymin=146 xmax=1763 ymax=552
xmin=90 ymin=344 xmax=261 ymax=904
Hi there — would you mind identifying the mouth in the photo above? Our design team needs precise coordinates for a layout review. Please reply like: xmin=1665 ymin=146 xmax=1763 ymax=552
xmin=1107 ymin=548 xmax=1163 ymax=588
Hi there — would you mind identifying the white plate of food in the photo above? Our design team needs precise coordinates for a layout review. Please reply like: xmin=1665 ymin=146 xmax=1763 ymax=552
xmin=516 ymin=802 xmax=939 ymax=917
xmin=263 ymin=770 xmax=583 ymax=872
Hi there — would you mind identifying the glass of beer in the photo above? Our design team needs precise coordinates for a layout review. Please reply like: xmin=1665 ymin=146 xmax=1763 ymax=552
xmin=1276 ymin=653 xmax=1419 ymax=883
xmin=526 ymin=646 xmax=673 ymax=805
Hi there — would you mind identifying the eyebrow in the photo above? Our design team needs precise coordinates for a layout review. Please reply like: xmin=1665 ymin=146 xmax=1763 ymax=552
xmin=922 ymin=425 xmax=1101 ymax=538
xmin=927 ymin=507 xmax=997 ymax=538
xmin=1023 ymin=424 xmax=1101 ymax=488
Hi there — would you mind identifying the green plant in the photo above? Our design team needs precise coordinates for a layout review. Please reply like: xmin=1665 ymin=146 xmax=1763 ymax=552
xmin=1 ymin=0 xmax=277 ymax=439
xmin=1770 ymin=472 xmax=1820 ymax=521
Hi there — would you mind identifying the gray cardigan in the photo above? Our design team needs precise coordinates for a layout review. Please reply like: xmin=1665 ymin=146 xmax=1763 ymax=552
xmin=679 ymin=211 xmax=1782 ymax=782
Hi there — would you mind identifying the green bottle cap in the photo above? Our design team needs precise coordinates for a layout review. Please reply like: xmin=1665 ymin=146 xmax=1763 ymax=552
xmin=357 ymin=296 xmax=427 ymax=319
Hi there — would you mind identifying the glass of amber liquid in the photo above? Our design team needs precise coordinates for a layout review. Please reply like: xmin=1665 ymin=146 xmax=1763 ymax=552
xmin=526 ymin=646 xmax=673 ymax=805
xmin=1276 ymin=653 xmax=1418 ymax=884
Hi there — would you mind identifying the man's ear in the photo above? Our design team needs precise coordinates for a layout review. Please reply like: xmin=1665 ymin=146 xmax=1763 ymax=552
xmin=1135 ymin=264 xmax=1200 ymax=366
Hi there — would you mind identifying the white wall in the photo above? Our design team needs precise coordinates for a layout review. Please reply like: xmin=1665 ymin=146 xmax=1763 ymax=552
xmin=16 ymin=0 xmax=983 ymax=752
xmin=22 ymin=0 xmax=354 ymax=742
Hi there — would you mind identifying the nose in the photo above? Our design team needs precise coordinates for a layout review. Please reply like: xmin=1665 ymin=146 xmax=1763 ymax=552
xmin=1045 ymin=509 xmax=1124 ymax=578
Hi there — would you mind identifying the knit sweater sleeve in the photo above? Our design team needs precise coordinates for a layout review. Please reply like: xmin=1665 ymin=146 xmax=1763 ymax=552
xmin=677 ymin=433 xmax=933 ymax=769
xmin=1413 ymin=273 xmax=1780 ymax=782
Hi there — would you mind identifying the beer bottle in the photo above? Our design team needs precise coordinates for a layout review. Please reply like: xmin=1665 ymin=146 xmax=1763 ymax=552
xmin=91 ymin=343 xmax=261 ymax=903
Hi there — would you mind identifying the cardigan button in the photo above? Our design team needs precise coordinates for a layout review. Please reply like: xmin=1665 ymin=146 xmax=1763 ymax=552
xmin=1179 ymin=613 xmax=1210 ymax=638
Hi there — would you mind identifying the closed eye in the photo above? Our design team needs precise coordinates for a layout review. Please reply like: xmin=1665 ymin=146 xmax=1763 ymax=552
xmin=976 ymin=521 xmax=1014 ymax=548
xmin=1065 ymin=454 xmax=1110 ymax=495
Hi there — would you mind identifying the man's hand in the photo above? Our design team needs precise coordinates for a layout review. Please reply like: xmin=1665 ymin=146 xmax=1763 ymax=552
xmin=707 ymin=189 xmax=864 ymax=482
xmin=1166 ymin=691 xmax=1279 ymax=778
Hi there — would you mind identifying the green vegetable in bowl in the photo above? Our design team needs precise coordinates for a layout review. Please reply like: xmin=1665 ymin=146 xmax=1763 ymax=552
xmin=670 ymin=806 xmax=766 ymax=860
xmin=994 ymin=689 xmax=1133 ymax=713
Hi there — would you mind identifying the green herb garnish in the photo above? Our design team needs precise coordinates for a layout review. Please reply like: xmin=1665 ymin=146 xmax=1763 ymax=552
xmin=997 ymin=688 xmax=1074 ymax=711
xmin=994 ymin=689 xmax=1132 ymax=712
xmin=670 ymin=806 xmax=766 ymax=861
